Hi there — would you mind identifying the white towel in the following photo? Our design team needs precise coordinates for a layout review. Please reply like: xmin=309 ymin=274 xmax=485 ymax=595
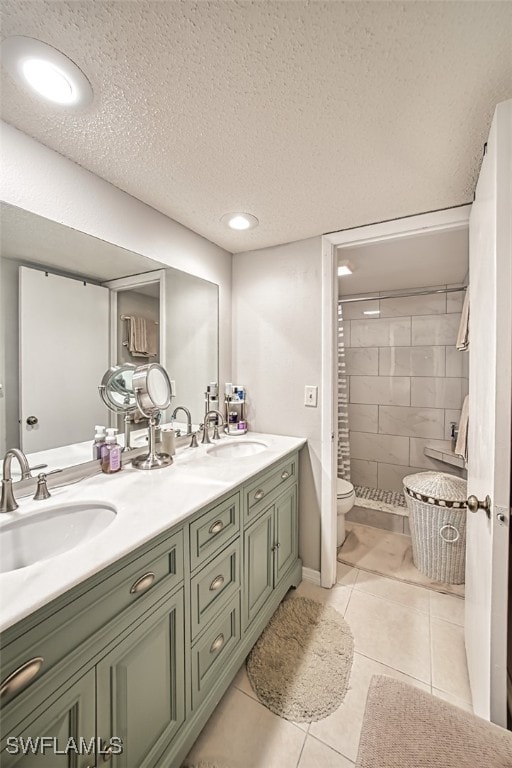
xmin=456 ymin=288 xmax=470 ymax=350
xmin=128 ymin=316 xmax=157 ymax=358
xmin=455 ymin=395 xmax=469 ymax=461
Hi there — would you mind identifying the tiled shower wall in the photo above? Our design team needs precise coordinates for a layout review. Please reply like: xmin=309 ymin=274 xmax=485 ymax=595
xmin=342 ymin=286 xmax=469 ymax=493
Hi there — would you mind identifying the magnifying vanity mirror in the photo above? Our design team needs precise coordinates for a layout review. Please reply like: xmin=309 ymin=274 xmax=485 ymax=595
xmin=132 ymin=363 xmax=173 ymax=470
xmin=98 ymin=364 xmax=138 ymax=451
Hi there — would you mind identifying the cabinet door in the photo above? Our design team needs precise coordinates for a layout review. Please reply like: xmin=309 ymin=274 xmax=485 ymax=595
xmin=1 ymin=670 xmax=95 ymax=768
xmin=243 ymin=506 xmax=274 ymax=628
xmin=96 ymin=590 xmax=185 ymax=768
xmin=274 ymin=485 xmax=298 ymax=587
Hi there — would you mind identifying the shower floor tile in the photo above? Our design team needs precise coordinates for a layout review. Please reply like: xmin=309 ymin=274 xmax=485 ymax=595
xmin=338 ymin=523 xmax=464 ymax=597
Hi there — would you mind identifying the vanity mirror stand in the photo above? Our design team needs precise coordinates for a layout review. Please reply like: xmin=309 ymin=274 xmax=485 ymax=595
xmin=98 ymin=363 xmax=139 ymax=451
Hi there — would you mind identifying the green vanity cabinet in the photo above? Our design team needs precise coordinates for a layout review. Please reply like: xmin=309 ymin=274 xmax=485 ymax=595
xmin=1 ymin=669 xmax=96 ymax=768
xmin=244 ymin=483 xmax=298 ymax=629
xmin=0 ymin=449 xmax=302 ymax=768
xmin=97 ymin=588 xmax=185 ymax=768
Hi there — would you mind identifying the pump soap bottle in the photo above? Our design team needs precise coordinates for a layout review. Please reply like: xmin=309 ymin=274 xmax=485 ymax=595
xmin=102 ymin=428 xmax=122 ymax=474
xmin=93 ymin=426 xmax=106 ymax=460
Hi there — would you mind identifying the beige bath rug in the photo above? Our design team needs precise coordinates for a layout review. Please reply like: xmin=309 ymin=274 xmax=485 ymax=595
xmin=246 ymin=596 xmax=354 ymax=722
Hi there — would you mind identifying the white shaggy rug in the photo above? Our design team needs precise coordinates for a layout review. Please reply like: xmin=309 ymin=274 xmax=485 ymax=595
xmin=246 ymin=596 xmax=354 ymax=722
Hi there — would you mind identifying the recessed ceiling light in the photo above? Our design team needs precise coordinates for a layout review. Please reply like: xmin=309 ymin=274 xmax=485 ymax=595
xmin=1 ymin=36 xmax=93 ymax=107
xmin=220 ymin=212 xmax=259 ymax=231
xmin=363 ymin=310 xmax=381 ymax=316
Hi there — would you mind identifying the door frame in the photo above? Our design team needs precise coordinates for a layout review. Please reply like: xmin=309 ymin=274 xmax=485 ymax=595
xmin=103 ymin=270 xmax=166 ymax=370
xmin=320 ymin=205 xmax=471 ymax=587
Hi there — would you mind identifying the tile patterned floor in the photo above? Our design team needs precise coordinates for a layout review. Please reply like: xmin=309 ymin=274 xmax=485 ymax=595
xmin=183 ymin=561 xmax=471 ymax=767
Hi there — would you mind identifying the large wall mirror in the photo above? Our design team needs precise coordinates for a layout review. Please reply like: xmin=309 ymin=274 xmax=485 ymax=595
xmin=0 ymin=202 xmax=219 ymax=469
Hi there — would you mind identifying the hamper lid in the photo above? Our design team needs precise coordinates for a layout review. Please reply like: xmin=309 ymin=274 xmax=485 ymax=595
xmin=403 ymin=471 xmax=467 ymax=503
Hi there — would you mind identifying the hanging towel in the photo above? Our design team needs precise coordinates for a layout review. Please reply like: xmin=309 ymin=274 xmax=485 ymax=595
xmin=127 ymin=316 xmax=158 ymax=358
xmin=128 ymin=316 xmax=148 ymax=357
xmin=456 ymin=288 xmax=470 ymax=350
xmin=144 ymin=319 xmax=158 ymax=358
xmin=455 ymin=395 xmax=469 ymax=461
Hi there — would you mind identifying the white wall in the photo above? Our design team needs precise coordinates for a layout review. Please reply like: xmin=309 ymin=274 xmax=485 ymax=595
xmin=233 ymin=237 xmax=323 ymax=571
xmin=0 ymin=122 xmax=232 ymax=391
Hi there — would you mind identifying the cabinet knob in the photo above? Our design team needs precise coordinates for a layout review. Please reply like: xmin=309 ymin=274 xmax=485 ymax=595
xmin=209 ymin=574 xmax=225 ymax=591
xmin=254 ymin=489 xmax=265 ymax=501
xmin=210 ymin=633 xmax=225 ymax=654
xmin=129 ymin=572 xmax=155 ymax=595
xmin=0 ymin=657 xmax=44 ymax=701
xmin=281 ymin=470 xmax=290 ymax=480
xmin=209 ymin=519 xmax=224 ymax=535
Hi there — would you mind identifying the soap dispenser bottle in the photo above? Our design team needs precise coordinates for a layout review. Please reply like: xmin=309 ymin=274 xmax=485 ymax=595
xmin=102 ymin=428 xmax=122 ymax=474
xmin=92 ymin=425 xmax=106 ymax=460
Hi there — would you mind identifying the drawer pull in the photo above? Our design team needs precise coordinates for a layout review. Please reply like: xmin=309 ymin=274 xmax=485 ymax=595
xmin=209 ymin=574 xmax=225 ymax=591
xmin=1 ymin=657 xmax=44 ymax=700
xmin=209 ymin=520 xmax=224 ymax=535
xmin=130 ymin=572 xmax=155 ymax=595
xmin=281 ymin=470 xmax=290 ymax=480
xmin=210 ymin=633 xmax=225 ymax=654
xmin=254 ymin=489 xmax=265 ymax=501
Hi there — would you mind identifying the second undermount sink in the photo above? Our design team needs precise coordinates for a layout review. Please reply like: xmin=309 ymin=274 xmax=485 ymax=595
xmin=206 ymin=440 xmax=268 ymax=459
xmin=0 ymin=502 xmax=117 ymax=574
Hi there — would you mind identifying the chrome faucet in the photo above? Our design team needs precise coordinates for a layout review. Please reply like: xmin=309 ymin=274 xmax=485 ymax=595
xmin=1 ymin=448 xmax=44 ymax=513
xmin=201 ymin=410 xmax=225 ymax=444
xmin=171 ymin=405 xmax=193 ymax=435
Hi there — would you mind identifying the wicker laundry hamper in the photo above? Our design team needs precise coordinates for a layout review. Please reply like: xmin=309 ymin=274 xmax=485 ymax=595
xmin=403 ymin=472 xmax=467 ymax=584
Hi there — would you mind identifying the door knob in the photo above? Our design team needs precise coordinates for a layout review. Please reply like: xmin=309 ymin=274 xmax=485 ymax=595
xmin=467 ymin=494 xmax=491 ymax=517
xmin=26 ymin=416 xmax=38 ymax=426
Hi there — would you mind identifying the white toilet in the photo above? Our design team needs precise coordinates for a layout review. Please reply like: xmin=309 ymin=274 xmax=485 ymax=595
xmin=337 ymin=478 xmax=356 ymax=546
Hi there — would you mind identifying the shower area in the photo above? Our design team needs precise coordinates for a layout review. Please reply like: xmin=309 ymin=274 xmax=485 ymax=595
xmin=336 ymin=227 xmax=469 ymax=536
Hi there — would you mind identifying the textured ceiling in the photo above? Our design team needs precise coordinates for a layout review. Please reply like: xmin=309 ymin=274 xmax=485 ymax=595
xmin=1 ymin=2 xmax=511 ymax=253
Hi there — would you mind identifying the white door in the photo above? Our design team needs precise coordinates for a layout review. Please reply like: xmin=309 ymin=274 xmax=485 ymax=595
xmin=466 ymin=100 xmax=511 ymax=725
xmin=19 ymin=267 xmax=110 ymax=453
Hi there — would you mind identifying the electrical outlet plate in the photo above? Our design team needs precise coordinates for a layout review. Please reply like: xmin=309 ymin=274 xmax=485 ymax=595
xmin=304 ymin=385 xmax=318 ymax=407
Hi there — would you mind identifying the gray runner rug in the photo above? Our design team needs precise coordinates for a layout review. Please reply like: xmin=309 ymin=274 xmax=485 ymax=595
xmin=246 ymin=596 xmax=354 ymax=722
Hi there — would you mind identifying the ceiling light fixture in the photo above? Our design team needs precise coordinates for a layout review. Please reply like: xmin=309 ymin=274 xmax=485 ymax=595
xmin=363 ymin=310 xmax=381 ymax=316
xmin=1 ymin=36 xmax=93 ymax=107
xmin=337 ymin=264 xmax=353 ymax=277
xmin=220 ymin=212 xmax=259 ymax=231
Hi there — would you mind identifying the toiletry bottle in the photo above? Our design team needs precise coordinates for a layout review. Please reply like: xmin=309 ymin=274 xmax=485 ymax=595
xmin=93 ymin=425 xmax=106 ymax=460
xmin=102 ymin=428 xmax=122 ymax=474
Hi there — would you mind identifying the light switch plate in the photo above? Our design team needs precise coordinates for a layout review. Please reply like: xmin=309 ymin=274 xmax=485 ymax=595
xmin=304 ymin=385 xmax=318 ymax=407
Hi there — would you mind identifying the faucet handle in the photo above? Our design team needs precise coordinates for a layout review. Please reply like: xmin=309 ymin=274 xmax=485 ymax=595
xmin=33 ymin=469 xmax=63 ymax=501
xmin=189 ymin=432 xmax=199 ymax=448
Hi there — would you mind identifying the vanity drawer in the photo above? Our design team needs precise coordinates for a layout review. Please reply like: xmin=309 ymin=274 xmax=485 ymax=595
xmin=190 ymin=542 xmax=240 ymax=639
xmin=189 ymin=492 xmax=240 ymax=571
xmin=1 ymin=528 xmax=184 ymax=713
xmin=191 ymin=593 xmax=240 ymax=710
xmin=244 ymin=454 xmax=297 ymax=524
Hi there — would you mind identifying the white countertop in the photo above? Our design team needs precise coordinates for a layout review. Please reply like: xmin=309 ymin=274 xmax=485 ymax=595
xmin=0 ymin=432 xmax=306 ymax=633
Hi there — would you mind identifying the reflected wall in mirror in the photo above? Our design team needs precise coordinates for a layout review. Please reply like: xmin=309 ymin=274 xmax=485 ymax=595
xmin=0 ymin=202 xmax=219 ymax=468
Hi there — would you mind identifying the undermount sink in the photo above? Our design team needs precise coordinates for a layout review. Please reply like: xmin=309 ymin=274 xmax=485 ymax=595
xmin=0 ymin=502 xmax=117 ymax=573
xmin=207 ymin=440 xmax=268 ymax=458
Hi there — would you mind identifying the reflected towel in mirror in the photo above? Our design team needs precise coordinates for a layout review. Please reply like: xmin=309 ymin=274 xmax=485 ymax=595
xmin=128 ymin=315 xmax=157 ymax=358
